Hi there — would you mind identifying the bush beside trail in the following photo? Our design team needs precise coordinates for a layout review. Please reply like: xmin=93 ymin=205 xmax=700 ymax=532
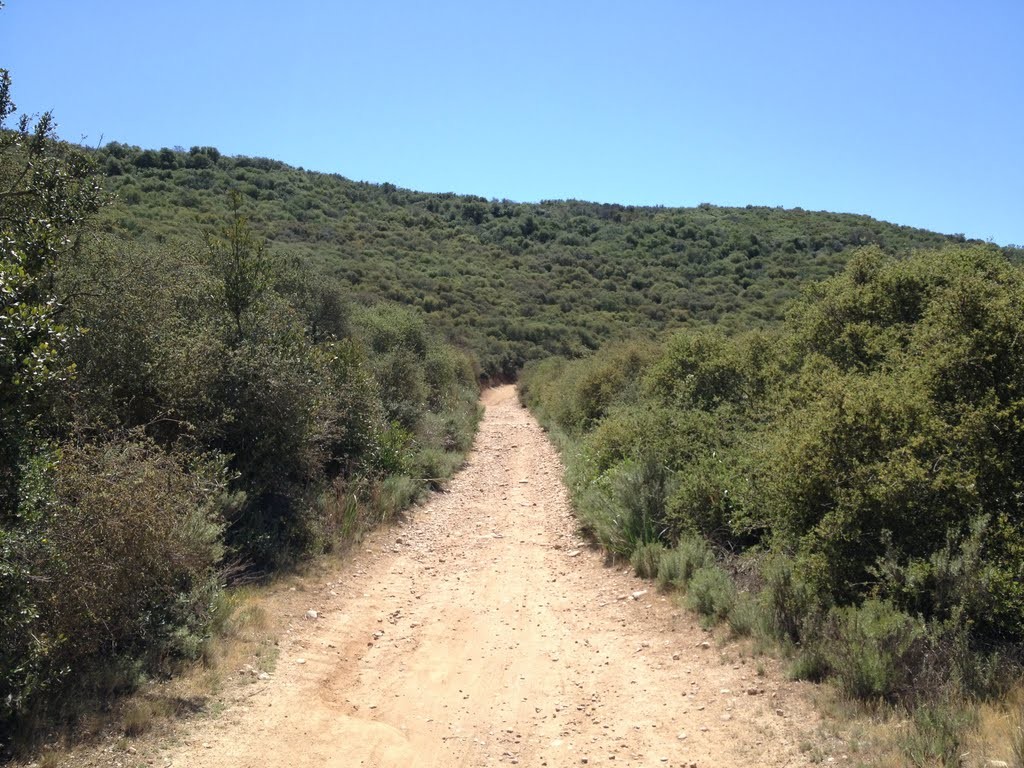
xmin=520 ymin=243 xmax=1024 ymax=761
xmin=0 ymin=79 xmax=481 ymax=752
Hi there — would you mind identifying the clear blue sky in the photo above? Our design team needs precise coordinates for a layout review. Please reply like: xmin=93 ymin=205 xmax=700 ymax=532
xmin=2 ymin=1 xmax=1021 ymax=244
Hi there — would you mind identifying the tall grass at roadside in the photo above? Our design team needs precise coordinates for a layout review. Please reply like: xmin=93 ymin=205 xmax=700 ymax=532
xmin=656 ymin=538 xmax=714 ymax=591
xmin=686 ymin=564 xmax=737 ymax=624
xmin=575 ymin=457 xmax=670 ymax=557
xmin=630 ymin=542 xmax=666 ymax=578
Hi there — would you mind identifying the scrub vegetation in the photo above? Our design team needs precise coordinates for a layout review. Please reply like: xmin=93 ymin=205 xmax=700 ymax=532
xmin=0 ymin=73 xmax=478 ymax=754
xmin=3 ymin=55 xmax=1024 ymax=764
xmin=520 ymin=243 xmax=1024 ymax=764
xmin=90 ymin=141 xmax=995 ymax=378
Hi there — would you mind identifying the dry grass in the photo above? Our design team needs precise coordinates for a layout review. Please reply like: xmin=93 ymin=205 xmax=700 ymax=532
xmin=800 ymin=686 xmax=908 ymax=767
xmin=5 ymin=570 xmax=304 ymax=767
xmin=120 ymin=698 xmax=175 ymax=737
xmin=105 ymin=585 xmax=281 ymax=743
xmin=965 ymin=684 xmax=1024 ymax=767
xmin=793 ymin=682 xmax=1024 ymax=768
xmin=704 ymin=602 xmax=965 ymax=767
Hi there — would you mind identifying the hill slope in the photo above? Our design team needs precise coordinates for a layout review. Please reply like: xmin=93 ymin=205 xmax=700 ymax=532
xmin=94 ymin=143 xmax=1012 ymax=375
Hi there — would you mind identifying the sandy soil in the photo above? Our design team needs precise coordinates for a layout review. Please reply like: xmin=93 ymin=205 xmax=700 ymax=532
xmin=109 ymin=385 xmax=824 ymax=767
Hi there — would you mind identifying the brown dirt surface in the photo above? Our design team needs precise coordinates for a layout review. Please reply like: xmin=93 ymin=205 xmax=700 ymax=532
xmin=66 ymin=385 xmax=828 ymax=767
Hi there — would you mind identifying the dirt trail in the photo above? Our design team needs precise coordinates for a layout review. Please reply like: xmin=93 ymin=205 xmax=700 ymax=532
xmin=162 ymin=385 xmax=821 ymax=767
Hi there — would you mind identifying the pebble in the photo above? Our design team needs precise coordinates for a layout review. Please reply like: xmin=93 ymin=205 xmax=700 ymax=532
xmin=305 ymin=609 xmax=318 ymax=620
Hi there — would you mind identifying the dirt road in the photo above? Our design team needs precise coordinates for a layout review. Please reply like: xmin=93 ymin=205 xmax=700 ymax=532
xmin=162 ymin=386 xmax=821 ymax=767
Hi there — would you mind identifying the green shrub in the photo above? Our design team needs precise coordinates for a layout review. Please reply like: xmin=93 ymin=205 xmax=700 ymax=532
xmin=540 ymin=340 xmax=656 ymax=435
xmin=763 ymin=246 xmax=1024 ymax=634
xmin=422 ymin=345 xmax=478 ymax=414
xmin=357 ymin=302 xmax=428 ymax=358
xmin=825 ymin=599 xmax=927 ymax=702
xmin=575 ymin=482 xmax=625 ymax=555
xmin=686 ymin=565 xmax=736 ymax=623
xmin=355 ymin=304 xmax=430 ymax=429
xmin=216 ymin=330 xmax=321 ymax=563
xmin=656 ymin=537 xmax=713 ymax=591
xmin=313 ymin=479 xmax=365 ymax=545
xmin=310 ymin=339 xmax=383 ymax=477
xmin=576 ymin=457 xmax=670 ymax=557
xmin=644 ymin=329 xmax=777 ymax=411
xmin=373 ymin=475 xmax=423 ymax=521
xmin=417 ymin=409 xmax=477 ymax=456
xmin=871 ymin=515 xmax=1004 ymax=645
xmin=369 ymin=422 xmax=413 ymax=477
xmin=666 ymin=452 xmax=752 ymax=543
xmin=518 ymin=357 xmax=567 ymax=414
xmin=727 ymin=593 xmax=759 ymax=637
xmin=371 ymin=346 xmax=428 ymax=430
xmin=788 ymin=646 xmax=831 ymax=683
xmin=898 ymin=701 xmax=975 ymax=768
xmin=582 ymin=404 xmax=666 ymax=476
xmin=760 ymin=555 xmax=819 ymax=645
xmin=410 ymin=447 xmax=462 ymax=489
xmin=1 ymin=436 xmax=227 ymax=725
xmin=446 ymin=407 xmax=481 ymax=453
xmin=630 ymin=542 xmax=666 ymax=579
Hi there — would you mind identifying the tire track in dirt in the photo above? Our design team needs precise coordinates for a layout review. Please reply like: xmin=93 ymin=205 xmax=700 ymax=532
xmin=160 ymin=385 xmax=822 ymax=767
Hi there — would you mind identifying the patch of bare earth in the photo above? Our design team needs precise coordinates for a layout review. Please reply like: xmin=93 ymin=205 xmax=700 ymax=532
xmin=68 ymin=385 xmax=826 ymax=767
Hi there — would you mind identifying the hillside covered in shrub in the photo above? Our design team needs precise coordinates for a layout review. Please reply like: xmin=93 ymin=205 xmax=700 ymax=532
xmin=520 ymin=243 xmax=1024 ymax=761
xmin=90 ymin=142 xmax=1017 ymax=377
xmin=4 ymin=70 xmax=1024 ymax=762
